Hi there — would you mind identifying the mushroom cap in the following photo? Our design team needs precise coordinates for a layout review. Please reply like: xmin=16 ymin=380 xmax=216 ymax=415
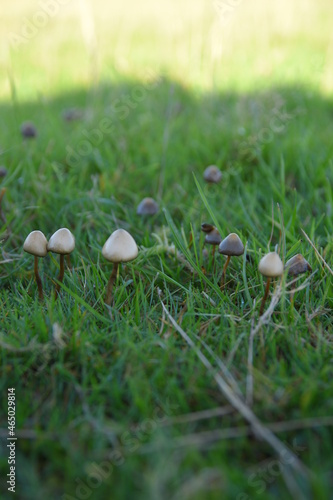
xmin=218 ymin=233 xmax=244 ymax=256
xmin=201 ymin=223 xmax=215 ymax=233
xmin=258 ymin=252 xmax=284 ymax=277
xmin=137 ymin=197 xmax=159 ymax=216
xmin=285 ymin=254 xmax=312 ymax=276
xmin=205 ymin=228 xmax=222 ymax=246
xmin=23 ymin=230 xmax=48 ymax=257
xmin=0 ymin=166 xmax=7 ymax=178
xmin=20 ymin=121 xmax=37 ymax=138
xmin=47 ymin=228 xmax=75 ymax=255
xmin=203 ymin=165 xmax=222 ymax=183
xmin=102 ymin=229 xmax=138 ymax=263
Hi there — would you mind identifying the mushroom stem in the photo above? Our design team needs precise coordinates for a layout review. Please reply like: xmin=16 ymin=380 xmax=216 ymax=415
xmin=221 ymin=255 xmax=231 ymax=289
xmin=34 ymin=255 xmax=44 ymax=301
xmin=55 ymin=254 xmax=65 ymax=299
xmin=259 ymin=277 xmax=271 ymax=316
xmin=290 ymin=282 xmax=296 ymax=305
xmin=105 ymin=262 xmax=119 ymax=306
xmin=212 ymin=245 xmax=216 ymax=269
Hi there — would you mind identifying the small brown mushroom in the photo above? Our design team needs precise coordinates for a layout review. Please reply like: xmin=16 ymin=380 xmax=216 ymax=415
xmin=20 ymin=121 xmax=37 ymax=139
xmin=218 ymin=233 xmax=244 ymax=288
xmin=137 ymin=197 xmax=159 ymax=216
xmin=201 ymin=223 xmax=222 ymax=266
xmin=0 ymin=166 xmax=7 ymax=178
xmin=258 ymin=252 xmax=284 ymax=315
xmin=285 ymin=254 xmax=312 ymax=302
xmin=203 ymin=165 xmax=222 ymax=183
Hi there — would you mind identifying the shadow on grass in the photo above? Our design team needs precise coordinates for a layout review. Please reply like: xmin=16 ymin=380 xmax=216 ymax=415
xmin=0 ymin=76 xmax=333 ymax=500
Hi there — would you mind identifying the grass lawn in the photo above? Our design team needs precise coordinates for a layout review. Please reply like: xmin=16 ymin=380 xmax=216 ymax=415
xmin=0 ymin=0 xmax=333 ymax=498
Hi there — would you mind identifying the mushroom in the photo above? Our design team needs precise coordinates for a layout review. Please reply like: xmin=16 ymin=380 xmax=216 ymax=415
xmin=201 ymin=223 xmax=222 ymax=265
xmin=137 ymin=197 xmax=159 ymax=216
xmin=258 ymin=251 xmax=284 ymax=315
xmin=218 ymin=233 xmax=244 ymax=288
xmin=102 ymin=229 xmax=138 ymax=306
xmin=0 ymin=166 xmax=7 ymax=178
xmin=285 ymin=254 xmax=312 ymax=302
xmin=62 ymin=108 xmax=83 ymax=122
xmin=20 ymin=121 xmax=37 ymax=139
xmin=203 ymin=165 xmax=222 ymax=184
xmin=47 ymin=228 xmax=75 ymax=298
xmin=23 ymin=230 xmax=48 ymax=300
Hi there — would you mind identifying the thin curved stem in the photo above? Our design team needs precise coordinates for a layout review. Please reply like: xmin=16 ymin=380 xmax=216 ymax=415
xmin=55 ymin=254 xmax=65 ymax=299
xmin=34 ymin=256 xmax=43 ymax=301
xmin=105 ymin=262 xmax=119 ymax=306
xmin=220 ymin=255 xmax=231 ymax=289
xmin=259 ymin=277 xmax=271 ymax=316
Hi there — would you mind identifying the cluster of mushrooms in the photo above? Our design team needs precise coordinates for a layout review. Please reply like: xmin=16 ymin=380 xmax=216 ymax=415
xmin=201 ymin=223 xmax=312 ymax=315
xmin=23 ymin=217 xmax=312 ymax=316
xmin=23 ymin=227 xmax=138 ymax=306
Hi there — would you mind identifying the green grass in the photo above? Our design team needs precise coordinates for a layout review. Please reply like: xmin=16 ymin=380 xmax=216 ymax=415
xmin=1 ymin=1 xmax=333 ymax=499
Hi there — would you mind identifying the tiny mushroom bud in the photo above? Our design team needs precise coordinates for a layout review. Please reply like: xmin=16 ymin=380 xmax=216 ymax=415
xmin=23 ymin=230 xmax=48 ymax=300
xmin=203 ymin=165 xmax=222 ymax=183
xmin=20 ymin=121 xmax=37 ymax=139
xmin=258 ymin=251 xmax=284 ymax=315
xmin=137 ymin=197 xmax=159 ymax=216
xmin=47 ymin=228 xmax=75 ymax=298
xmin=285 ymin=253 xmax=312 ymax=302
xmin=218 ymin=233 xmax=244 ymax=288
xmin=102 ymin=228 xmax=138 ymax=306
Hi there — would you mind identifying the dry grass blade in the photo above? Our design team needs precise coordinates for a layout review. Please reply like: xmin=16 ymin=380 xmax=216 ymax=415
xmin=301 ymin=228 xmax=333 ymax=277
xmin=160 ymin=405 xmax=234 ymax=426
xmin=160 ymin=295 xmax=308 ymax=496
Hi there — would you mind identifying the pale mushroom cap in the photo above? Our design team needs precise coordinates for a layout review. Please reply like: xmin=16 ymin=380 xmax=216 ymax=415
xmin=285 ymin=254 xmax=312 ymax=276
xmin=137 ymin=197 xmax=159 ymax=215
xmin=23 ymin=230 xmax=48 ymax=257
xmin=203 ymin=165 xmax=222 ymax=183
xmin=205 ymin=228 xmax=222 ymax=246
xmin=258 ymin=252 xmax=284 ymax=277
xmin=47 ymin=228 xmax=75 ymax=255
xmin=102 ymin=229 xmax=138 ymax=263
xmin=218 ymin=233 xmax=244 ymax=256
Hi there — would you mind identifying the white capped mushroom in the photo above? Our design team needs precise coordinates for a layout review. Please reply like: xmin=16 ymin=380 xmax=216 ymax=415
xmin=102 ymin=229 xmax=138 ymax=305
xmin=48 ymin=228 xmax=75 ymax=298
xmin=258 ymin=252 xmax=284 ymax=315
xmin=23 ymin=230 xmax=48 ymax=300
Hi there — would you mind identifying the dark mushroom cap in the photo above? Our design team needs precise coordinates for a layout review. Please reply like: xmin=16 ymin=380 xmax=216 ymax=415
xmin=218 ymin=233 xmax=244 ymax=256
xmin=137 ymin=197 xmax=159 ymax=215
xmin=203 ymin=165 xmax=222 ymax=183
xmin=0 ymin=166 xmax=7 ymax=178
xmin=205 ymin=228 xmax=222 ymax=246
xmin=20 ymin=121 xmax=37 ymax=138
xmin=201 ymin=223 xmax=215 ymax=233
xmin=285 ymin=254 xmax=312 ymax=276
xmin=62 ymin=108 xmax=83 ymax=122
